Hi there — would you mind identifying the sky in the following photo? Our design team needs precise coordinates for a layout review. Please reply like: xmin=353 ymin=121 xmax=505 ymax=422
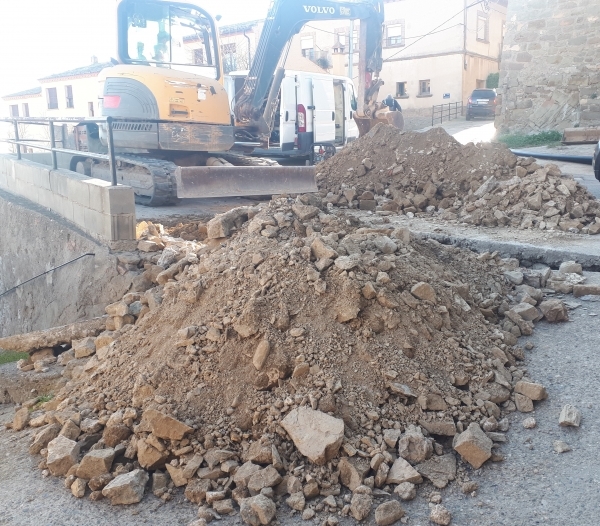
xmin=0 ymin=0 xmax=271 ymax=97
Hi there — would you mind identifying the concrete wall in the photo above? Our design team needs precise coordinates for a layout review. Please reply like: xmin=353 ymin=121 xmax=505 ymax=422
xmin=496 ymin=0 xmax=600 ymax=133
xmin=0 ymin=189 xmax=135 ymax=337
xmin=0 ymin=155 xmax=135 ymax=243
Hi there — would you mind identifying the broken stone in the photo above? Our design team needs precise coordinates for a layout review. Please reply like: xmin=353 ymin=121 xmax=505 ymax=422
xmin=165 ymin=464 xmax=188 ymax=487
xmin=411 ymin=282 xmax=436 ymax=303
xmin=12 ymin=407 xmax=30 ymax=431
xmin=553 ymin=440 xmax=572 ymax=453
xmin=394 ymin=482 xmax=416 ymax=501
xmin=430 ymin=504 xmax=452 ymax=526
xmin=539 ymin=299 xmax=568 ymax=322
xmin=71 ymin=477 xmax=87 ymax=498
xmin=281 ymin=408 xmax=344 ymax=465
xmin=185 ymin=478 xmax=212 ymax=504
xmin=515 ymin=393 xmax=534 ymax=413
xmin=76 ymin=448 xmax=115 ymax=479
xmin=559 ymin=261 xmax=583 ymax=275
xmin=514 ymin=381 xmax=547 ymax=401
xmin=72 ymin=337 xmax=97 ymax=358
xmin=248 ymin=466 xmax=283 ymax=496
xmin=375 ymin=500 xmax=404 ymax=526
xmin=240 ymin=494 xmax=277 ymax=526
xmin=350 ymin=492 xmax=373 ymax=521
xmin=453 ymin=423 xmax=492 ymax=469
xmin=386 ymin=458 xmax=423 ymax=485
xmin=339 ymin=457 xmax=370 ymax=491
xmin=253 ymin=340 xmax=271 ymax=371
xmin=234 ymin=462 xmax=262 ymax=488
xmin=102 ymin=469 xmax=149 ymax=505
xmin=522 ymin=417 xmax=537 ymax=429
xmin=286 ymin=491 xmax=305 ymax=511
xmin=559 ymin=405 xmax=581 ymax=427
xmin=29 ymin=424 xmax=60 ymax=455
xmin=416 ymin=454 xmax=457 ymax=489
xmin=397 ymin=425 xmax=433 ymax=463
xmin=140 ymin=409 xmax=193 ymax=440
xmin=46 ymin=435 xmax=80 ymax=476
xmin=102 ymin=424 xmax=131 ymax=448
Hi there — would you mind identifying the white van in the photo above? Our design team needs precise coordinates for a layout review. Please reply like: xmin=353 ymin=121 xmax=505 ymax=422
xmin=225 ymin=70 xmax=360 ymax=160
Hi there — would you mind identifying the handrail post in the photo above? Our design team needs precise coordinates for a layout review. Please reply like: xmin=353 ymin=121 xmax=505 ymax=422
xmin=49 ymin=120 xmax=58 ymax=170
xmin=106 ymin=117 xmax=118 ymax=186
xmin=13 ymin=120 xmax=22 ymax=160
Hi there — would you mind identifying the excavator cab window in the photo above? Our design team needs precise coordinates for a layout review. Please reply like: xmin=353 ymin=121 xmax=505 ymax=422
xmin=118 ymin=0 xmax=220 ymax=79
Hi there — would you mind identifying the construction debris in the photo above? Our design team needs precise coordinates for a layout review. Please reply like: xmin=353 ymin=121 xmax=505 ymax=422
xmin=317 ymin=124 xmax=600 ymax=234
xmin=8 ymin=194 xmax=571 ymax=524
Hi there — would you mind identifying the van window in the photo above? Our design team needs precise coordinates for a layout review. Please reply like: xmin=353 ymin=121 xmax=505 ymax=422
xmin=472 ymin=89 xmax=496 ymax=99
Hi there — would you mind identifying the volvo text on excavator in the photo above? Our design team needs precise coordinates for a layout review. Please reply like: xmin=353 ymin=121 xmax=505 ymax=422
xmin=71 ymin=0 xmax=402 ymax=205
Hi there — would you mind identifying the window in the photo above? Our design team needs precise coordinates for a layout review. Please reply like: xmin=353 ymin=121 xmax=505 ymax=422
xmin=385 ymin=21 xmax=405 ymax=47
xmin=21 ymin=103 xmax=29 ymax=117
xmin=396 ymin=82 xmax=407 ymax=97
xmin=193 ymin=48 xmax=204 ymax=65
xmin=477 ymin=12 xmax=489 ymax=42
xmin=419 ymin=80 xmax=431 ymax=96
xmin=46 ymin=87 xmax=58 ymax=109
xmin=9 ymin=105 xmax=19 ymax=117
xmin=88 ymin=102 xmax=95 ymax=117
xmin=222 ymin=43 xmax=237 ymax=73
xmin=65 ymin=85 xmax=74 ymax=108
xmin=301 ymin=36 xmax=314 ymax=59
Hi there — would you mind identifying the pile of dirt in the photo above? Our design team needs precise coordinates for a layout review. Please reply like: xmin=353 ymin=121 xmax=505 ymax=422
xmin=10 ymin=198 xmax=568 ymax=524
xmin=316 ymin=125 xmax=600 ymax=234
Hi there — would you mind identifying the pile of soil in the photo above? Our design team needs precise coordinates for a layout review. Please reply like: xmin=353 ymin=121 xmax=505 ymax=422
xmin=316 ymin=125 xmax=600 ymax=234
xmin=11 ymin=197 xmax=563 ymax=523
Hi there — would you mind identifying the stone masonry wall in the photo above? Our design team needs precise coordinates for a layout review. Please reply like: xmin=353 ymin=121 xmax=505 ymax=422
xmin=496 ymin=0 xmax=600 ymax=133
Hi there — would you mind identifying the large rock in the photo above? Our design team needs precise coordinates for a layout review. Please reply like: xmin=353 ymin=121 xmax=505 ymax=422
xmin=240 ymin=494 xmax=277 ymax=526
xmin=350 ymin=490 xmax=373 ymax=521
xmin=103 ymin=424 xmax=131 ymax=447
xmin=102 ymin=469 xmax=149 ymax=505
xmin=386 ymin=458 xmax=423 ymax=485
xmin=539 ymin=299 xmax=568 ymax=322
xmin=511 ymin=303 xmax=539 ymax=322
xmin=29 ymin=424 xmax=61 ymax=455
xmin=339 ymin=456 xmax=370 ymax=491
xmin=207 ymin=207 xmax=250 ymax=239
xmin=12 ymin=407 xmax=30 ymax=431
xmin=76 ymin=448 xmax=115 ymax=479
xmin=311 ymin=238 xmax=338 ymax=260
xmin=247 ymin=466 xmax=282 ymax=495
xmin=453 ymin=423 xmax=492 ymax=469
xmin=72 ymin=337 xmax=97 ymax=358
xmin=137 ymin=439 xmax=168 ymax=470
xmin=46 ymin=435 xmax=80 ymax=476
xmin=573 ymin=284 xmax=600 ymax=297
xmin=252 ymin=340 xmax=271 ymax=371
xmin=514 ymin=381 xmax=547 ymax=401
xmin=281 ymin=408 xmax=344 ymax=465
xmin=140 ymin=409 xmax=193 ymax=440
xmin=411 ymin=282 xmax=437 ymax=303
xmin=292 ymin=203 xmax=320 ymax=221
xmin=0 ymin=317 xmax=106 ymax=354
xmin=397 ymin=425 xmax=433 ymax=463
xmin=233 ymin=461 xmax=262 ymax=487
xmin=416 ymin=454 xmax=456 ymax=489
xmin=375 ymin=500 xmax=405 ymax=526
xmin=430 ymin=504 xmax=452 ymax=525
xmin=185 ymin=479 xmax=212 ymax=504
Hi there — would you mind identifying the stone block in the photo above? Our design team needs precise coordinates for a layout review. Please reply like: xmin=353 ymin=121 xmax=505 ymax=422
xmin=559 ymin=404 xmax=581 ymax=427
xmin=66 ymin=177 xmax=90 ymax=208
xmin=453 ymin=423 xmax=492 ymax=469
xmin=101 ymin=185 xmax=136 ymax=215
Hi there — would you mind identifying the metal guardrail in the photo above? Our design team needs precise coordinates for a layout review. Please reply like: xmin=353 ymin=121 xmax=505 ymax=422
xmin=0 ymin=117 xmax=119 ymax=185
xmin=431 ymin=102 xmax=464 ymax=126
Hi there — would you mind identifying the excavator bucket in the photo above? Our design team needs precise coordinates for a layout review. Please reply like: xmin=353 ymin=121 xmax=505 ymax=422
xmin=355 ymin=111 xmax=405 ymax=138
xmin=174 ymin=165 xmax=317 ymax=198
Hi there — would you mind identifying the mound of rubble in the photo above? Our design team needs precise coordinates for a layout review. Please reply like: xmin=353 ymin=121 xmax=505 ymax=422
xmin=8 ymin=197 xmax=578 ymax=525
xmin=317 ymin=125 xmax=600 ymax=234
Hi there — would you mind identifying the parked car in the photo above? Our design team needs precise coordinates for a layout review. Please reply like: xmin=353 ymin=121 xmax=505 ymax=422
xmin=466 ymin=88 xmax=497 ymax=121
xmin=594 ymin=140 xmax=600 ymax=182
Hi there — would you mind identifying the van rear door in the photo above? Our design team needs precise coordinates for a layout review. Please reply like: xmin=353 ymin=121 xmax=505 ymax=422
xmin=280 ymin=75 xmax=297 ymax=151
xmin=312 ymin=78 xmax=336 ymax=143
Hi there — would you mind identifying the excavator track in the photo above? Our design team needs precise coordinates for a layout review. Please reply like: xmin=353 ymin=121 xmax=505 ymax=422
xmin=114 ymin=154 xmax=179 ymax=206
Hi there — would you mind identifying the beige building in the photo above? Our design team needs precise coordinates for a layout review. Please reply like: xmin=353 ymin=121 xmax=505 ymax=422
xmin=292 ymin=0 xmax=507 ymax=111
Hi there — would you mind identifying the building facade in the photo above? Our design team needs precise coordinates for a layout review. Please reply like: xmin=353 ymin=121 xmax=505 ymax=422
xmin=495 ymin=0 xmax=600 ymax=133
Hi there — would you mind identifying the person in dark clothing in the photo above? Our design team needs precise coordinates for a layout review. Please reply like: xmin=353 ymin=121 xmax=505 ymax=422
xmin=384 ymin=94 xmax=402 ymax=112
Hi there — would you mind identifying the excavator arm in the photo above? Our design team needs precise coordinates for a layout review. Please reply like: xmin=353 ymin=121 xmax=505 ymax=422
xmin=234 ymin=0 xmax=385 ymax=141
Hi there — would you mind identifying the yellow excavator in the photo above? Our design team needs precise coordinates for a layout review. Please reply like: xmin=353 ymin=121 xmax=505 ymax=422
xmin=72 ymin=0 xmax=402 ymax=205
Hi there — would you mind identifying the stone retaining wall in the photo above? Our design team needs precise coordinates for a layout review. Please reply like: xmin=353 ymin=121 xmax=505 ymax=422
xmin=0 ymin=155 xmax=135 ymax=242
xmin=496 ymin=0 xmax=600 ymax=133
